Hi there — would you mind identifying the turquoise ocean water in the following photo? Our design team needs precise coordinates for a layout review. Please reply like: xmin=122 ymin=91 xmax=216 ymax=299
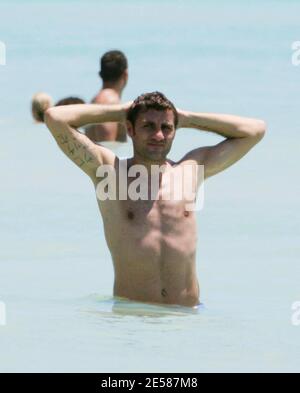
xmin=0 ymin=0 xmax=300 ymax=372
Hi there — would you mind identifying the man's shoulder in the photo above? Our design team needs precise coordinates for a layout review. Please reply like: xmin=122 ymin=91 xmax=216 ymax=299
xmin=92 ymin=89 xmax=120 ymax=105
xmin=176 ymin=147 xmax=208 ymax=167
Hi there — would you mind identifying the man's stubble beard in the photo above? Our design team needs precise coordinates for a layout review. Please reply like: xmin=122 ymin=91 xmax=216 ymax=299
xmin=134 ymin=142 xmax=173 ymax=163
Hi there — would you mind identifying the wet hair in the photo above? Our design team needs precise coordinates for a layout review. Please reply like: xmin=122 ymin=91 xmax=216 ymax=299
xmin=31 ymin=93 xmax=85 ymax=123
xmin=99 ymin=50 xmax=128 ymax=83
xmin=127 ymin=91 xmax=178 ymax=128
xmin=55 ymin=97 xmax=85 ymax=106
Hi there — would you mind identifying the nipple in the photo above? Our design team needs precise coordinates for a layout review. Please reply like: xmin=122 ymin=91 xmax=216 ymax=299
xmin=127 ymin=211 xmax=134 ymax=220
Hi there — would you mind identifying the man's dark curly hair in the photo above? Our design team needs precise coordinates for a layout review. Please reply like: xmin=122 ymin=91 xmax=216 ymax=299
xmin=127 ymin=91 xmax=178 ymax=128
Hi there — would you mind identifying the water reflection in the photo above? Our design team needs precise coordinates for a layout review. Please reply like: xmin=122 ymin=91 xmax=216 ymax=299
xmin=81 ymin=294 xmax=204 ymax=319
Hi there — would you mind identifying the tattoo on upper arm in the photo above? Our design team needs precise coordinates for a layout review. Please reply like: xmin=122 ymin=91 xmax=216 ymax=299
xmin=59 ymin=135 xmax=69 ymax=145
xmin=56 ymin=132 xmax=96 ymax=168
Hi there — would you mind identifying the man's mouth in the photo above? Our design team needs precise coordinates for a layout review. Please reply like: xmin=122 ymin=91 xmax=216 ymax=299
xmin=147 ymin=143 xmax=164 ymax=148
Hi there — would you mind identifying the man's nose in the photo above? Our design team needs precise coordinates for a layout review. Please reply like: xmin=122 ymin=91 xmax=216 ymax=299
xmin=152 ymin=129 xmax=165 ymax=141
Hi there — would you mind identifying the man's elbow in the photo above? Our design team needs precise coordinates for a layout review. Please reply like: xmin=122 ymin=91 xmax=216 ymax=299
xmin=44 ymin=107 xmax=58 ymax=126
xmin=245 ymin=119 xmax=267 ymax=140
xmin=254 ymin=120 xmax=267 ymax=139
xmin=44 ymin=108 xmax=66 ymax=136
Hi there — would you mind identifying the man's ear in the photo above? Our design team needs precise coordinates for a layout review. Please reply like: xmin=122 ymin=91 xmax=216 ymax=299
xmin=122 ymin=70 xmax=129 ymax=87
xmin=126 ymin=120 xmax=134 ymax=137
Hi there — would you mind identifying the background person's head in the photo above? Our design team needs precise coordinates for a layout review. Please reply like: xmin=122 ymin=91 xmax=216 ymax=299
xmin=55 ymin=97 xmax=85 ymax=106
xmin=126 ymin=92 xmax=178 ymax=163
xmin=31 ymin=92 xmax=54 ymax=123
xmin=99 ymin=50 xmax=128 ymax=90
xmin=31 ymin=94 xmax=85 ymax=123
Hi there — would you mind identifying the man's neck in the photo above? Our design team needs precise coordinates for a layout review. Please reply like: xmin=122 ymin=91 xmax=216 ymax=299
xmin=102 ymin=80 xmax=123 ymax=96
xmin=129 ymin=155 xmax=171 ymax=173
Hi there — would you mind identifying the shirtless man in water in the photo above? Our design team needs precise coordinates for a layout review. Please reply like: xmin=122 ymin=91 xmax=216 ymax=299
xmin=85 ymin=50 xmax=128 ymax=142
xmin=44 ymin=92 xmax=266 ymax=308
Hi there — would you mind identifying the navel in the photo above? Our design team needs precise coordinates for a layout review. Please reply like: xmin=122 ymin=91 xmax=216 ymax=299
xmin=184 ymin=211 xmax=190 ymax=218
xmin=161 ymin=288 xmax=167 ymax=297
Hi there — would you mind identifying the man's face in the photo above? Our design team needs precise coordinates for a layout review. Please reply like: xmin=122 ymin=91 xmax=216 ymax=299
xmin=127 ymin=109 xmax=176 ymax=162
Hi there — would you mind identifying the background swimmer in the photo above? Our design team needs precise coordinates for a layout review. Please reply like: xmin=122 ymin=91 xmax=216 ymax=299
xmin=31 ymin=93 xmax=85 ymax=123
xmin=85 ymin=50 xmax=129 ymax=143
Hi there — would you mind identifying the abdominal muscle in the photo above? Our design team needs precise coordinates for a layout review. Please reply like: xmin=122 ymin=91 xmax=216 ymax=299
xmin=101 ymin=204 xmax=200 ymax=308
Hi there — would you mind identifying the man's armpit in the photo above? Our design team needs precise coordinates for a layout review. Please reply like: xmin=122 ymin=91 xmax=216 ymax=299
xmin=179 ymin=146 xmax=208 ymax=166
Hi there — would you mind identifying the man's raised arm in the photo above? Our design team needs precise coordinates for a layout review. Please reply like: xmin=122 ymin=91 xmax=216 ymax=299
xmin=178 ymin=110 xmax=266 ymax=179
xmin=44 ymin=104 xmax=129 ymax=181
